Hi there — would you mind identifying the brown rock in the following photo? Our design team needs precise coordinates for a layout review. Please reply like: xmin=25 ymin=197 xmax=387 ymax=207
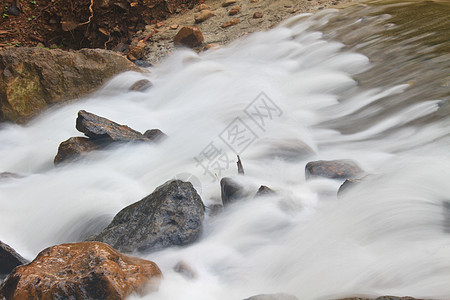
xmin=251 ymin=0 xmax=259 ymax=2
xmin=253 ymin=11 xmax=264 ymax=18
xmin=221 ymin=18 xmax=240 ymax=28
xmin=0 ymin=47 xmax=140 ymax=123
xmin=54 ymin=137 xmax=101 ymax=165
xmin=127 ymin=42 xmax=146 ymax=61
xmin=228 ymin=6 xmax=241 ymax=16
xmin=222 ymin=0 xmax=237 ymax=7
xmin=76 ymin=110 xmax=147 ymax=143
xmin=156 ymin=22 xmax=165 ymax=29
xmin=170 ymin=24 xmax=179 ymax=30
xmin=194 ymin=9 xmax=215 ymax=23
xmin=305 ymin=159 xmax=363 ymax=180
xmin=0 ymin=240 xmax=28 ymax=278
xmin=198 ymin=3 xmax=210 ymax=11
xmin=0 ymin=242 xmax=162 ymax=300
xmin=129 ymin=79 xmax=153 ymax=92
xmin=143 ymin=129 xmax=167 ymax=142
xmin=173 ymin=26 xmax=204 ymax=48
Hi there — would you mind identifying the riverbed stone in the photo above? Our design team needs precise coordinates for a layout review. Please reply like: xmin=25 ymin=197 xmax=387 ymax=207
xmin=54 ymin=136 xmax=101 ymax=165
xmin=87 ymin=180 xmax=205 ymax=253
xmin=173 ymin=26 xmax=204 ymax=48
xmin=221 ymin=18 xmax=241 ymax=28
xmin=305 ymin=159 xmax=363 ymax=180
xmin=194 ymin=10 xmax=215 ymax=23
xmin=0 ymin=47 xmax=140 ymax=123
xmin=76 ymin=110 xmax=147 ymax=144
xmin=0 ymin=242 xmax=161 ymax=299
xmin=0 ymin=241 xmax=28 ymax=279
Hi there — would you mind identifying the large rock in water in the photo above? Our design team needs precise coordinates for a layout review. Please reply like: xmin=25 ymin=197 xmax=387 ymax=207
xmin=0 ymin=241 xmax=28 ymax=279
xmin=54 ymin=137 xmax=101 ymax=165
xmin=0 ymin=242 xmax=162 ymax=300
xmin=0 ymin=47 xmax=140 ymax=123
xmin=76 ymin=110 xmax=148 ymax=144
xmin=87 ymin=180 xmax=205 ymax=253
xmin=305 ymin=159 xmax=363 ymax=180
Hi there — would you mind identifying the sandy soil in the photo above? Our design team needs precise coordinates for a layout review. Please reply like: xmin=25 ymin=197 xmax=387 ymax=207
xmin=136 ymin=0 xmax=360 ymax=65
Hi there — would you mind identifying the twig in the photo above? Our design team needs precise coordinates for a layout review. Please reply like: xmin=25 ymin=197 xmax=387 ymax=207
xmin=237 ymin=155 xmax=244 ymax=175
xmin=104 ymin=32 xmax=111 ymax=49
xmin=78 ymin=0 xmax=94 ymax=26
xmin=140 ymin=29 xmax=158 ymax=43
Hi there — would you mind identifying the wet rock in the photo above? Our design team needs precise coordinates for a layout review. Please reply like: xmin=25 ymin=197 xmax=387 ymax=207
xmin=54 ymin=137 xmax=101 ymax=165
xmin=0 ymin=47 xmax=140 ymax=123
xmin=129 ymin=79 xmax=153 ymax=92
xmin=221 ymin=177 xmax=245 ymax=206
xmin=255 ymin=185 xmax=275 ymax=197
xmin=127 ymin=42 xmax=146 ymax=61
xmin=174 ymin=261 xmax=197 ymax=279
xmin=222 ymin=0 xmax=237 ymax=7
xmin=305 ymin=159 xmax=363 ymax=180
xmin=221 ymin=18 xmax=241 ymax=28
xmin=143 ymin=129 xmax=167 ymax=142
xmin=134 ymin=59 xmax=153 ymax=68
xmin=228 ymin=6 xmax=241 ymax=16
xmin=76 ymin=110 xmax=147 ymax=144
xmin=87 ymin=180 xmax=205 ymax=253
xmin=253 ymin=11 xmax=264 ymax=18
xmin=0 ymin=241 xmax=28 ymax=279
xmin=244 ymin=293 xmax=299 ymax=300
xmin=173 ymin=26 xmax=204 ymax=48
xmin=0 ymin=242 xmax=161 ymax=299
xmin=207 ymin=203 xmax=224 ymax=217
xmin=337 ymin=178 xmax=362 ymax=196
xmin=0 ymin=172 xmax=23 ymax=181
xmin=194 ymin=10 xmax=215 ymax=23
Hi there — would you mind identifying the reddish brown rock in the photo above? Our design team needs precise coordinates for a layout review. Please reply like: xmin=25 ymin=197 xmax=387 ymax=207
xmin=228 ymin=6 xmax=241 ymax=16
xmin=0 ymin=242 xmax=162 ymax=300
xmin=221 ymin=18 xmax=240 ymax=28
xmin=194 ymin=10 xmax=215 ymax=23
xmin=54 ymin=137 xmax=101 ymax=165
xmin=253 ymin=11 xmax=264 ymax=18
xmin=305 ymin=159 xmax=363 ymax=180
xmin=173 ymin=26 xmax=204 ymax=48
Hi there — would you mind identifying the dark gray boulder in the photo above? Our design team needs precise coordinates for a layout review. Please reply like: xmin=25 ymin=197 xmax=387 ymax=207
xmin=0 ymin=240 xmax=28 ymax=279
xmin=244 ymin=293 xmax=299 ymax=300
xmin=87 ymin=180 xmax=205 ymax=253
xmin=305 ymin=159 xmax=363 ymax=180
xmin=76 ymin=110 xmax=148 ymax=144
xmin=220 ymin=177 xmax=245 ymax=206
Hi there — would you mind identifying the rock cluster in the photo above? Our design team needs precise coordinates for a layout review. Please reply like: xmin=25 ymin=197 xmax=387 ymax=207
xmin=54 ymin=110 xmax=166 ymax=165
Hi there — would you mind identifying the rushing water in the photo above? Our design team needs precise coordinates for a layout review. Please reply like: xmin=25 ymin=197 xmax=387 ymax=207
xmin=1 ymin=1 xmax=450 ymax=299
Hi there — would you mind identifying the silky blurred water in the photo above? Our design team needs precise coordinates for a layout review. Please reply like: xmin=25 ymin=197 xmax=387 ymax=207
xmin=0 ymin=1 xmax=449 ymax=299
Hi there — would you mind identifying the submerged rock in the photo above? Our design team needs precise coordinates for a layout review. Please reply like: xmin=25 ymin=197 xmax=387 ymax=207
xmin=0 ymin=47 xmax=140 ymax=123
xmin=144 ymin=129 xmax=168 ymax=142
xmin=255 ymin=185 xmax=275 ymax=197
xmin=305 ymin=159 xmax=363 ymax=180
xmin=129 ymin=79 xmax=153 ymax=92
xmin=173 ymin=26 xmax=204 ymax=48
xmin=0 ymin=242 xmax=161 ymax=300
xmin=87 ymin=180 xmax=205 ymax=253
xmin=0 ymin=241 xmax=28 ymax=279
xmin=54 ymin=137 xmax=101 ymax=165
xmin=76 ymin=110 xmax=147 ymax=144
xmin=244 ymin=293 xmax=299 ymax=300
xmin=337 ymin=178 xmax=363 ymax=196
xmin=220 ymin=177 xmax=246 ymax=206
xmin=337 ymin=297 xmax=426 ymax=300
